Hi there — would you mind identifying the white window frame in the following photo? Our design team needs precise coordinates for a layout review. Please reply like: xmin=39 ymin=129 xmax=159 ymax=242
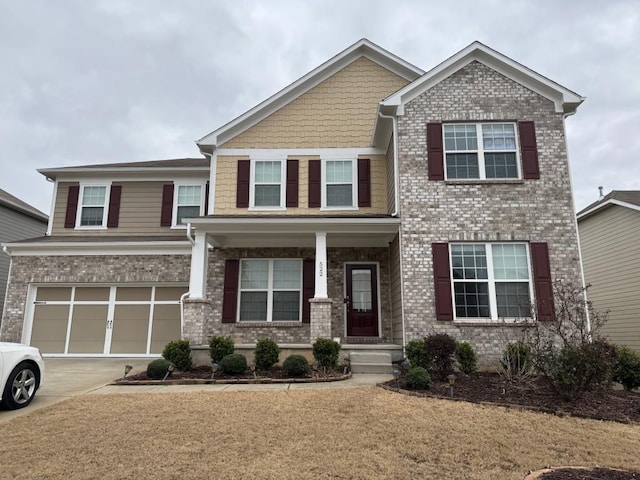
xmin=249 ymin=158 xmax=286 ymax=211
xmin=321 ymin=158 xmax=358 ymax=210
xmin=75 ymin=182 xmax=111 ymax=230
xmin=443 ymin=122 xmax=521 ymax=180
xmin=172 ymin=181 xmax=206 ymax=228
xmin=449 ymin=242 xmax=534 ymax=322
xmin=237 ymin=258 xmax=303 ymax=322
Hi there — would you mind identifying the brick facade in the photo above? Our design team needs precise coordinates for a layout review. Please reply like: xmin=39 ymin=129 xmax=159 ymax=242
xmin=396 ymin=61 xmax=583 ymax=365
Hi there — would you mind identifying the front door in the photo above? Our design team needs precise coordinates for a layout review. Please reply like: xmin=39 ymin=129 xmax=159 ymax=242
xmin=345 ymin=264 xmax=379 ymax=336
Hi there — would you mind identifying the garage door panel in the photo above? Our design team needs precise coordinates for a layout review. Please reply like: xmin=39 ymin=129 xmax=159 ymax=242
xmin=68 ymin=305 xmax=108 ymax=354
xmin=36 ymin=287 xmax=72 ymax=302
xmin=150 ymin=304 xmax=181 ymax=354
xmin=116 ymin=287 xmax=152 ymax=302
xmin=74 ymin=287 xmax=110 ymax=302
xmin=31 ymin=305 xmax=69 ymax=353
xmin=155 ymin=287 xmax=188 ymax=301
xmin=110 ymin=305 xmax=150 ymax=354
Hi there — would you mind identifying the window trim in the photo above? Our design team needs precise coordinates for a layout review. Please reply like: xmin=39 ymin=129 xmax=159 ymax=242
xmin=248 ymin=158 xmax=286 ymax=211
xmin=443 ymin=122 xmax=521 ymax=181
xmin=321 ymin=158 xmax=358 ymax=210
xmin=449 ymin=242 xmax=534 ymax=323
xmin=237 ymin=258 xmax=303 ymax=323
xmin=75 ymin=182 xmax=111 ymax=230
xmin=172 ymin=181 xmax=206 ymax=228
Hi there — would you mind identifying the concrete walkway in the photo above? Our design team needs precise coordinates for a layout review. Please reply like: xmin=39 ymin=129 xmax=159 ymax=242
xmin=0 ymin=358 xmax=392 ymax=423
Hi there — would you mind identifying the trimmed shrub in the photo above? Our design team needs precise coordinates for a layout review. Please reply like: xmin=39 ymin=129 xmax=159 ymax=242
xmin=456 ymin=342 xmax=477 ymax=375
xmin=147 ymin=359 xmax=173 ymax=379
xmin=613 ymin=346 xmax=640 ymax=391
xmin=406 ymin=339 xmax=429 ymax=370
xmin=424 ymin=333 xmax=457 ymax=381
xmin=404 ymin=367 xmax=432 ymax=390
xmin=500 ymin=342 xmax=532 ymax=380
xmin=282 ymin=355 xmax=310 ymax=377
xmin=535 ymin=340 xmax=617 ymax=401
xmin=254 ymin=338 xmax=281 ymax=370
xmin=162 ymin=340 xmax=192 ymax=371
xmin=209 ymin=336 xmax=234 ymax=364
xmin=312 ymin=338 xmax=341 ymax=370
xmin=220 ymin=353 xmax=247 ymax=375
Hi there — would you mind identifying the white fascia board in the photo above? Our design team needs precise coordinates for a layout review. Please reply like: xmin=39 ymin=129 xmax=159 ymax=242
xmin=3 ymin=241 xmax=192 ymax=256
xmin=196 ymin=39 xmax=424 ymax=148
xmin=383 ymin=41 xmax=584 ymax=114
xmin=577 ymin=199 xmax=640 ymax=221
xmin=216 ymin=147 xmax=386 ymax=157
xmin=38 ymin=166 xmax=210 ymax=180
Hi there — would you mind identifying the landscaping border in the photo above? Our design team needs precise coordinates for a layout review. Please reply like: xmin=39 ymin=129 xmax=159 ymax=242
xmin=112 ymin=372 xmax=352 ymax=386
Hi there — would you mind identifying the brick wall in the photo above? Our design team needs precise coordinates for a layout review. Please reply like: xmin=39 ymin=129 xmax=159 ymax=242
xmin=396 ymin=61 xmax=583 ymax=365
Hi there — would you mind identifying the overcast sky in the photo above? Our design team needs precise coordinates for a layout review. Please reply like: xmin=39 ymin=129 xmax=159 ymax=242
xmin=1 ymin=0 xmax=638 ymax=215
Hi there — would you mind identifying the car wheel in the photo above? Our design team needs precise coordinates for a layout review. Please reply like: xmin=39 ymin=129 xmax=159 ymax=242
xmin=1 ymin=361 xmax=39 ymax=410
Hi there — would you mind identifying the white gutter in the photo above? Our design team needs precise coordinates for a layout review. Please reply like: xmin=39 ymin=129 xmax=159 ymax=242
xmin=179 ymin=291 xmax=191 ymax=340
xmin=45 ymin=177 xmax=57 ymax=236
xmin=378 ymin=109 xmax=400 ymax=217
xmin=186 ymin=223 xmax=196 ymax=245
xmin=2 ymin=246 xmax=10 ymax=256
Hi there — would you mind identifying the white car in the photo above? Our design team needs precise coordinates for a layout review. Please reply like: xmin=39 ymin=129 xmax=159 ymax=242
xmin=0 ymin=342 xmax=44 ymax=410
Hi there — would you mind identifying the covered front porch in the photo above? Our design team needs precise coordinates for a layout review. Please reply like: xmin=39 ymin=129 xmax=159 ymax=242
xmin=181 ymin=216 xmax=403 ymax=352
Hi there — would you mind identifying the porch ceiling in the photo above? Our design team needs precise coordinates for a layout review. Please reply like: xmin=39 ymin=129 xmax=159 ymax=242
xmin=187 ymin=216 xmax=401 ymax=248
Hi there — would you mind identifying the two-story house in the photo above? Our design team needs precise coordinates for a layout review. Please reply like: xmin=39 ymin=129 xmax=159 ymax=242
xmin=0 ymin=39 xmax=584 ymax=367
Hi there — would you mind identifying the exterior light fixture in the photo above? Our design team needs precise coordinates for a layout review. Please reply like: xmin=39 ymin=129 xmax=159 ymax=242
xmin=123 ymin=364 xmax=133 ymax=380
xmin=163 ymin=364 xmax=175 ymax=381
xmin=447 ymin=374 xmax=456 ymax=397
xmin=392 ymin=366 xmax=401 ymax=387
xmin=211 ymin=362 xmax=220 ymax=379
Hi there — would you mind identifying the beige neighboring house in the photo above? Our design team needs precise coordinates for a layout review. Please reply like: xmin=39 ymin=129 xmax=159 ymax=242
xmin=577 ymin=190 xmax=640 ymax=351
xmin=0 ymin=189 xmax=48 ymax=321
xmin=0 ymin=39 xmax=585 ymax=368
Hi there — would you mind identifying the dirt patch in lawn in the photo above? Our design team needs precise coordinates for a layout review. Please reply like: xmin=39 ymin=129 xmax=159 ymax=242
xmin=527 ymin=467 xmax=640 ymax=479
xmin=2 ymin=388 xmax=640 ymax=480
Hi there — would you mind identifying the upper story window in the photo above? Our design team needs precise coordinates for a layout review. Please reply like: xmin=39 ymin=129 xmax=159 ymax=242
xmin=78 ymin=185 xmax=109 ymax=228
xmin=444 ymin=123 xmax=519 ymax=180
xmin=251 ymin=160 xmax=284 ymax=209
xmin=323 ymin=159 xmax=356 ymax=208
xmin=238 ymin=259 xmax=302 ymax=322
xmin=175 ymin=185 xmax=203 ymax=225
xmin=451 ymin=242 xmax=532 ymax=320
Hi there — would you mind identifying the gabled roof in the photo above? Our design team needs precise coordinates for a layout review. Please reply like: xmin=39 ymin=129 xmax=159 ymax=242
xmin=381 ymin=41 xmax=584 ymax=115
xmin=577 ymin=190 xmax=640 ymax=220
xmin=39 ymin=157 xmax=209 ymax=179
xmin=196 ymin=38 xmax=424 ymax=150
xmin=0 ymin=188 xmax=48 ymax=222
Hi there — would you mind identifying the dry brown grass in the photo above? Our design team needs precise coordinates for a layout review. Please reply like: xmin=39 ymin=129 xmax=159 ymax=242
xmin=1 ymin=387 xmax=639 ymax=480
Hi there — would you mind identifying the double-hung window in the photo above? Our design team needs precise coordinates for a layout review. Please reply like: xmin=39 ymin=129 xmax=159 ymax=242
xmin=251 ymin=160 xmax=284 ymax=208
xmin=174 ymin=184 xmax=203 ymax=226
xmin=78 ymin=185 xmax=109 ymax=227
xmin=324 ymin=159 xmax=355 ymax=208
xmin=451 ymin=243 xmax=532 ymax=320
xmin=444 ymin=123 xmax=519 ymax=179
xmin=239 ymin=259 xmax=302 ymax=322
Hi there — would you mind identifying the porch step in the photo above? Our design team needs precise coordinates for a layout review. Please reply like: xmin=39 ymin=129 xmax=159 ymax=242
xmin=349 ymin=352 xmax=393 ymax=374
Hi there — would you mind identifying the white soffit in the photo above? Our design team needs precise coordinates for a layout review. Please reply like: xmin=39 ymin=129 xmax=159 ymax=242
xmin=382 ymin=41 xmax=584 ymax=114
xmin=196 ymin=39 xmax=424 ymax=149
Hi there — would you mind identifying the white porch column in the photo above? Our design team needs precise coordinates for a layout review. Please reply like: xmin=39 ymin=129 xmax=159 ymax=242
xmin=189 ymin=231 xmax=209 ymax=299
xmin=314 ymin=232 xmax=328 ymax=298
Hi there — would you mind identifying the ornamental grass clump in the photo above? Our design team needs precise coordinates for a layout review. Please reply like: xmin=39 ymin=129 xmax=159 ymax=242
xmin=499 ymin=342 xmax=532 ymax=381
xmin=254 ymin=338 xmax=281 ymax=370
xmin=162 ymin=340 xmax=192 ymax=371
xmin=209 ymin=336 xmax=234 ymax=363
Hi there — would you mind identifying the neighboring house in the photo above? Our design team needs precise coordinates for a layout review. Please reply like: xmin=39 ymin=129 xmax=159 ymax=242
xmin=0 ymin=189 xmax=48 ymax=322
xmin=577 ymin=191 xmax=640 ymax=351
xmin=0 ymin=39 xmax=585 ymax=367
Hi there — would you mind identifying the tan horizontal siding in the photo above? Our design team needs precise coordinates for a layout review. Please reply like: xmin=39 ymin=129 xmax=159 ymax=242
xmin=578 ymin=206 xmax=640 ymax=351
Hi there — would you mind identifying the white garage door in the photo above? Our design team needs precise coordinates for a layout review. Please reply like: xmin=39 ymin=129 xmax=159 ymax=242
xmin=29 ymin=285 xmax=187 ymax=356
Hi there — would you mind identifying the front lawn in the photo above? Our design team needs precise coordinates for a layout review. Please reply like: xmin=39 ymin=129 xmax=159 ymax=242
xmin=2 ymin=387 xmax=639 ymax=479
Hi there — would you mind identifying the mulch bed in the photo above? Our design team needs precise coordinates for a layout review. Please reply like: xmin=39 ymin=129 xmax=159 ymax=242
xmin=527 ymin=467 xmax=640 ymax=479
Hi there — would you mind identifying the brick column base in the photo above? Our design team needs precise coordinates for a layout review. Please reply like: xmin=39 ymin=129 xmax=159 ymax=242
xmin=309 ymin=297 xmax=332 ymax=342
xmin=182 ymin=298 xmax=212 ymax=345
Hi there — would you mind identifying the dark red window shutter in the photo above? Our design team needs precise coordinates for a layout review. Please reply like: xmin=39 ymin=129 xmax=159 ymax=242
xmin=302 ymin=259 xmax=315 ymax=323
xmin=519 ymin=121 xmax=540 ymax=179
xmin=64 ymin=185 xmax=80 ymax=228
xmin=222 ymin=259 xmax=240 ymax=323
xmin=308 ymin=159 xmax=321 ymax=208
xmin=236 ymin=160 xmax=250 ymax=208
xmin=427 ymin=123 xmax=445 ymax=181
xmin=204 ymin=181 xmax=210 ymax=215
xmin=432 ymin=243 xmax=454 ymax=321
xmin=357 ymin=158 xmax=371 ymax=207
xmin=160 ymin=184 xmax=174 ymax=227
xmin=106 ymin=185 xmax=122 ymax=228
xmin=286 ymin=159 xmax=299 ymax=208
xmin=531 ymin=242 xmax=555 ymax=321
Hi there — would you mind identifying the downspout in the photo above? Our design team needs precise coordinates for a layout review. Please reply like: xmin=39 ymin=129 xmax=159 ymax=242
xmin=180 ymin=223 xmax=196 ymax=339
xmin=378 ymin=109 xmax=407 ymax=355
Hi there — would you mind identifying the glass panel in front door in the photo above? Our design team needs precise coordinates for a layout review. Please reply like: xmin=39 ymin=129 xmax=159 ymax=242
xmin=351 ymin=269 xmax=372 ymax=312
